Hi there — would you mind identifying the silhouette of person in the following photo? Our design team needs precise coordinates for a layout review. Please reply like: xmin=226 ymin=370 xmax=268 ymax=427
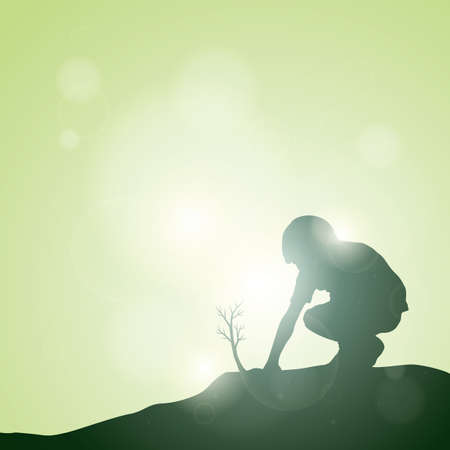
xmin=264 ymin=215 xmax=408 ymax=371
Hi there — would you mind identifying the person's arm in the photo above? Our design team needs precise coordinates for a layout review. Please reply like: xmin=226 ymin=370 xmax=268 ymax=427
xmin=264 ymin=274 xmax=315 ymax=370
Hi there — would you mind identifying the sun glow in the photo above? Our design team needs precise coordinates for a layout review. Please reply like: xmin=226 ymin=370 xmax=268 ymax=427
xmin=175 ymin=206 xmax=211 ymax=237
xmin=193 ymin=358 xmax=214 ymax=382
xmin=334 ymin=225 xmax=352 ymax=241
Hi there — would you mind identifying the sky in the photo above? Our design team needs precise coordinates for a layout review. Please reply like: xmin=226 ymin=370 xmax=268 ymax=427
xmin=1 ymin=0 xmax=449 ymax=435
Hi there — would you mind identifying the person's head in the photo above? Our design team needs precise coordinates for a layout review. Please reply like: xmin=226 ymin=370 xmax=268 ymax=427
xmin=282 ymin=215 xmax=337 ymax=268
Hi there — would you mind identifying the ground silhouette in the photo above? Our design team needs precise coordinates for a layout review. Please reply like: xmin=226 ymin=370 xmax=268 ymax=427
xmin=1 ymin=364 xmax=449 ymax=449
xmin=1 ymin=216 xmax=449 ymax=449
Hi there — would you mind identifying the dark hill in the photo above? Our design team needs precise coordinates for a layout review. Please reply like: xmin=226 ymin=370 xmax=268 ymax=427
xmin=1 ymin=364 xmax=449 ymax=449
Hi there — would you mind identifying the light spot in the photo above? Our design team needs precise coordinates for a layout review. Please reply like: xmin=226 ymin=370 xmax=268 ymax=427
xmin=241 ymin=265 xmax=281 ymax=302
xmin=198 ymin=359 xmax=213 ymax=376
xmin=58 ymin=93 xmax=109 ymax=137
xmin=193 ymin=402 xmax=215 ymax=424
xmin=357 ymin=124 xmax=401 ymax=168
xmin=173 ymin=205 xmax=213 ymax=241
xmin=192 ymin=357 xmax=215 ymax=383
xmin=376 ymin=378 xmax=424 ymax=424
xmin=59 ymin=128 xmax=80 ymax=150
xmin=334 ymin=225 xmax=351 ymax=240
xmin=58 ymin=58 xmax=100 ymax=103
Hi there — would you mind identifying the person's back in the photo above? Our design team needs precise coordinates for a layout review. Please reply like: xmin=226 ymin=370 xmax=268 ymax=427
xmin=306 ymin=240 xmax=408 ymax=340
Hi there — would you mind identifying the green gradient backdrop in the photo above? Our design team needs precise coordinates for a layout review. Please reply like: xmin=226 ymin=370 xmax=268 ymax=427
xmin=1 ymin=1 xmax=449 ymax=435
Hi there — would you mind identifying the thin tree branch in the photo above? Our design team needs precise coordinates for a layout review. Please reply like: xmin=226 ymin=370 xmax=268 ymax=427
xmin=216 ymin=302 xmax=246 ymax=371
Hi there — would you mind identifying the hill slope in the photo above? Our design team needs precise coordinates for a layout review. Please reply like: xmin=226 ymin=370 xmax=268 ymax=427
xmin=1 ymin=364 xmax=449 ymax=449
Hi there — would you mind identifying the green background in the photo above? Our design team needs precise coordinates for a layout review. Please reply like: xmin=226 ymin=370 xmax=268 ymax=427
xmin=1 ymin=1 xmax=449 ymax=435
